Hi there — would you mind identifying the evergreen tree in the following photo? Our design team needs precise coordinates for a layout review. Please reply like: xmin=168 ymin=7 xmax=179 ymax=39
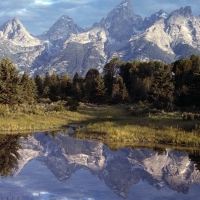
xmin=90 ymin=75 xmax=106 ymax=103
xmin=34 ymin=74 xmax=44 ymax=97
xmin=21 ymin=71 xmax=37 ymax=103
xmin=149 ymin=66 xmax=174 ymax=108
xmin=104 ymin=58 xmax=121 ymax=96
xmin=111 ymin=77 xmax=129 ymax=103
xmin=43 ymin=72 xmax=51 ymax=88
xmin=72 ymin=82 xmax=82 ymax=102
xmin=49 ymin=72 xmax=61 ymax=101
xmin=0 ymin=134 xmax=22 ymax=177
xmin=0 ymin=58 xmax=23 ymax=105
xmin=173 ymin=55 xmax=200 ymax=107
xmin=42 ymin=86 xmax=50 ymax=99
xmin=84 ymin=68 xmax=100 ymax=102
xmin=72 ymin=72 xmax=82 ymax=102
xmin=60 ymin=73 xmax=72 ymax=99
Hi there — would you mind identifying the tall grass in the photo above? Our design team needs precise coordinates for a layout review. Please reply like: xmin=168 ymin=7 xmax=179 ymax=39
xmin=73 ymin=104 xmax=200 ymax=146
xmin=0 ymin=103 xmax=91 ymax=132
xmin=1 ymin=103 xmax=200 ymax=146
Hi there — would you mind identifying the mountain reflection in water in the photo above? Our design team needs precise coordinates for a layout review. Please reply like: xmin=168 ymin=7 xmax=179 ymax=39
xmin=0 ymin=132 xmax=200 ymax=199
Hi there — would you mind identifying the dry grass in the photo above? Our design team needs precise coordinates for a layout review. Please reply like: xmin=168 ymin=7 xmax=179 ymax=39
xmin=1 ymin=103 xmax=200 ymax=146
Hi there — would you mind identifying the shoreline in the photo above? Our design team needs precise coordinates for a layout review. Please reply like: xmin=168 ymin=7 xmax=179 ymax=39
xmin=1 ymin=103 xmax=200 ymax=147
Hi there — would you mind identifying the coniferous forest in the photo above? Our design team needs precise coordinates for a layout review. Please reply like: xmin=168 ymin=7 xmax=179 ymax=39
xmin=0 ymin=55 xmax=200 ymax=110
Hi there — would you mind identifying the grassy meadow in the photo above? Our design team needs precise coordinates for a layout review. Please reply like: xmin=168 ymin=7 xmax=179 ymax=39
xmin=0 ymin=103 xmax=200 ymax=146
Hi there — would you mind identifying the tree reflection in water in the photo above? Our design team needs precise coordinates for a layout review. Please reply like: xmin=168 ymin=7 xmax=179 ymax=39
xmin=0 ymin=134 xmax=22 ymax=177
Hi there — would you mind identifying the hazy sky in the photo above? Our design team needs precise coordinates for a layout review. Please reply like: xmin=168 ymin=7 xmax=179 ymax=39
xmin=0 ymin=0 xmax=200 ymax=35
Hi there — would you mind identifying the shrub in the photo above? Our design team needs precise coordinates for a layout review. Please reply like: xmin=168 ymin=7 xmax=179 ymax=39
xmin=48 ymin=104 xmax=65 ymax=112
xmin=0 ymin=104 xmax=9 ymax=117
xmin=38 ymin=98 xmax=52 ymax=104
xmin=66 ymin=97 xmax=80 ymax=111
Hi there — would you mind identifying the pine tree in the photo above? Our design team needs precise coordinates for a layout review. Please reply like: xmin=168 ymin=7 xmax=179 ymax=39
xmin=34 ymin=74 xmax=44 ymax=97
xmin=0 ymin=58 xmax=23 ymax=105
xmin=149 ymin=67 xmax=174 ymax=108
xmin=21 ymin=71 xmax=37 ymax=103
xmin=0 ymin=134 xmax=22 ymax=177
xmin=49 ymin=72 xmax=60 ymax=101
xmin=90 ymin=75 xmax=106 ymax=103
xmin=60 ymin=73 xmax=72 ymax=99
xmin=84 ymin=68 xmax=100 ymax=102
xmin=104 ymin=58 xmax=121 ymax=96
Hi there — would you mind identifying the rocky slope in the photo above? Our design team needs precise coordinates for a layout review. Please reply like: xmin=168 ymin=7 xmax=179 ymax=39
xmin=0 ymin=1 xmax=200 ymax=76
xmin=10 ymin=133 xmax=200 ymax=199
xmin=117 ymin=6 xmax=200 ymax=64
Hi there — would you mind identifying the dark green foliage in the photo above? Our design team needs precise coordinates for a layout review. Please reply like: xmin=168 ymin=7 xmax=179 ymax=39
xmin=111 ymin=77 xmax=129 ymax=103
xmin=72 ymin=82 xmax=82 ymax=102
xmin=48 ymin=72 xmax=61 ymax=101
xmin=84 ymin=68 xmax=105 ymax=103
xmin=0 ymin=134 xmax=22 ymax=177
xmin=2 ymin=55 xmax=200 ymax=110
xmin=0 ymin=58 xmax=24 ymax=105
xmin=173 ymin=55 xmax=200 ymax=107
xmin=148 ymin=66 xmax=174 ymax=108
xmin=60 ymin=73 xmax=72 ymax=99
xmin=66 ymin=97 xmax=80 ymax=111
xmin=34 ymin=74 xmax=44 ymax=96
xmin=21 ymin=71 xmax=37 ymax=103
xmin=89 ymin=75 xmax=106 ymax=103
xmin=104 ymin=58 xmax=121 ymax=96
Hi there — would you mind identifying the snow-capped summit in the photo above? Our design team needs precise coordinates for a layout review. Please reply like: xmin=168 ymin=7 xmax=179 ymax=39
xmin=143 ymin=9 xmax=169 ymax=29
xmin=0 ymin=17 xmax=40 ymax=46
xmin=103 ymin=0 xmax=143 ymax=42
xmin=38 ymin=15 xmax=83 ymax=42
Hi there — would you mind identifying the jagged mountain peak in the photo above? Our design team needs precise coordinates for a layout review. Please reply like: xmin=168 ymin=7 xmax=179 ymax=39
xmin=157 ymin=9 xmax=169 ymax=18
xmin=143 ymin=9 xmax=169 ymax=29
xmin=103 ymin=0 xmax=143 ymax=42
xmin=38 ymin=14 xmax=83 ymax=42
xmin=9 ymin=17 xmax=21 ymax=24
xmin=0 ymin=17 xmax=40 ymax=46
xmin=170 ymin=6 xmax=193 ymax=17
xmin=106 ymin=0 xmax=135 ymax=20
xmin=1 ymin=17 xmax=27 ymax=35
xmin=114 ymin=0 xmax=133 ymax=11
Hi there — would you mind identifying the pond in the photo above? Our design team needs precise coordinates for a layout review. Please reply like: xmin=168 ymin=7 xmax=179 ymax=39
xmin=1 ymin=132 xmax=200 ymax=199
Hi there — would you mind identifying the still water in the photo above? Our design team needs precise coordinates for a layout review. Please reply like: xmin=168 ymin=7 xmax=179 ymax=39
xmin=1 ymin=132 xmax=200 ymax=199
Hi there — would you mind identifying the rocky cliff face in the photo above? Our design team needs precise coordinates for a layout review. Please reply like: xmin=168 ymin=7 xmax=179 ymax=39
xmin=102 ymin=0 xmax=143 ymax=42
xmin=11 ymin=133 xmax=200 ymax=199
xmin=38 ymin=26 xmax=108 ymax=76
xmin=0 ymin=2 xmax=200 ymax=76
xmin=117 ymin=6 xmax=200 ymax=64
xmin=0 ymin=17 xmax=40 ymax=46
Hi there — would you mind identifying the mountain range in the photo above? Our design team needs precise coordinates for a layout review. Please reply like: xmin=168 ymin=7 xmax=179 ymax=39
xmin=0 ymin=0 xmax=200 ymax=77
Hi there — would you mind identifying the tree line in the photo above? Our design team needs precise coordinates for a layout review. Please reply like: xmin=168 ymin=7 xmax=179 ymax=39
xmin=0 ymin=55 xmax=200 ymax=109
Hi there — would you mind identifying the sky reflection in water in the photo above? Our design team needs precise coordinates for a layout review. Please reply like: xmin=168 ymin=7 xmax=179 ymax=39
xmin=0 ymin=132 xmax=200 ymax=200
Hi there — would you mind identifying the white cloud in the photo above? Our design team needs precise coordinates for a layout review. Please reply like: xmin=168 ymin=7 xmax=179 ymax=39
xmin=35 ymin=0 xmax=54 ymax=5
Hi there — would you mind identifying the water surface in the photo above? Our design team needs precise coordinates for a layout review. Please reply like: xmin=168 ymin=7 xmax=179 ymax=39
xmin=0 ymin=132 xmax=200 ymax=199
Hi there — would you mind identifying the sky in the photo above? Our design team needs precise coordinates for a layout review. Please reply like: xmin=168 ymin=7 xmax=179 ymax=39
xmin=0 ymin=0 xmax=200 ymax=36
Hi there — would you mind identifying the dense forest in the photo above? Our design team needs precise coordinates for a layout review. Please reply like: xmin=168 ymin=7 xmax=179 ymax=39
xmin=0 ymin=55 xmax=200 ymax=110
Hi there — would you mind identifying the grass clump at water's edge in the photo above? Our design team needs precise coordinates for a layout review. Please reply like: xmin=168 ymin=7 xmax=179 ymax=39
xmin=1 ymin=103 xmax=200 ymax=146
xmin=0 ymin=103 xmax=90 ymax=133
xmin=72 ymin=104 xmax=200 ymax=147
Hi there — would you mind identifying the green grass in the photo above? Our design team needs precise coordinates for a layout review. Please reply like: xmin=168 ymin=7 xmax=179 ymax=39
xmin=72 ymin=104 xmax=200 ymax=146
xmin=0 ymin=103 xmax=91 ymax=133
xmin=1 ymin=103 xmax=200 ymax=146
